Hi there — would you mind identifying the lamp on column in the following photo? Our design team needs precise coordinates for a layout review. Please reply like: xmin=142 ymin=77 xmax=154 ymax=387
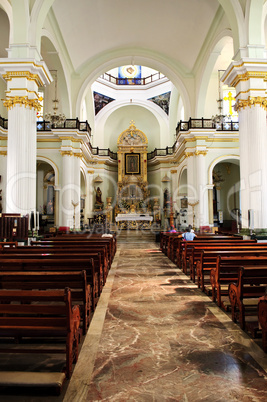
xmin=45 ymin=70 xmax=66 ymax=128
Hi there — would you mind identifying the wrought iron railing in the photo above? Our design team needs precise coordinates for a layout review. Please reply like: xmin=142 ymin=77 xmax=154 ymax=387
xmin=0 ymin=115 xmax=8 ymax=130
xmin=36 ymin=118 xmax=91 ymax=134
xmin=88 ymin=144 xmax=117 ymax=160
xmin=147 ymin=146 xmax=175 ymax=160
xmin=99 ymin=71 xmax=166 ymax=86
xmin=176 ymin=117 xmax=239 ymax=136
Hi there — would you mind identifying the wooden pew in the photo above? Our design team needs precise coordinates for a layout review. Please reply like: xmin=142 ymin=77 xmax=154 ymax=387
xmin=190 ymin=243 xmax=267 ymax=282
xmin=196 ymin=251 xmax=267 ymax=293
xmin=0 ymin=270 xmax=91 ymax=335
xmin=228 ymin=265 xmax=267 ymax=332
xmin=211 ymin=252 xmax=267 ymax=308
xmin=31 ymin=240 xmax=111 ymax=272
xmin=0 ymin=287 xmax=81 ymax=379
xmin=1 ymin=247 xmax=107 ymax=287
xmin=180 ymin=239 xmax=257 ymax=274
xmin=258 ymin=296 xmax=267 ymax=352
xmin=0 ymin=257 xmax=98 ymax=310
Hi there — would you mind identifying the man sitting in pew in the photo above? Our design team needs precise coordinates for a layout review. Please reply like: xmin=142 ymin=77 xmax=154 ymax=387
xmin=179 ymin=227 xmax=197 ymax=241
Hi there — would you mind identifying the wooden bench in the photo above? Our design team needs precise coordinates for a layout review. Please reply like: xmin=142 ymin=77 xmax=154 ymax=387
xmin=180 ymin=239 xmax=256 ymax=274
xmin=0 ymin=257 xmax=98 ymax=310
xmin=210 ymin=253 xmax=267 ymax=308
xmin=196 ymin=251 xmax=267 ymax=293
xmin=0 ymin=270 xmax=91 ymax=335
xmin=1 ymin=247 xmax=107 ymax=287
xmin=190 ymin=243 xmax=267 ymax=283
xmin=0 ymin=287 xmax=81 ymax=379
xmin=258 ymin=296 xmax=267 ymax=352
xmin=228 ymin=265 xmax=267 ymax=332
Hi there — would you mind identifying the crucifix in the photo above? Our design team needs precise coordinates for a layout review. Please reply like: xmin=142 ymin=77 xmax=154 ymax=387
xmin=223 ymin=91 xmax=235 ymax=116
xmin=187 ymin=200 xmax=199 ymax=230
xmin=72 ymin=200 xmax=79 ymax=231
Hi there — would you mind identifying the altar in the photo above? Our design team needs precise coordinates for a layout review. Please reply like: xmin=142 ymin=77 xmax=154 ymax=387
xmin=115 ymin=213 xmax=153 ymax=229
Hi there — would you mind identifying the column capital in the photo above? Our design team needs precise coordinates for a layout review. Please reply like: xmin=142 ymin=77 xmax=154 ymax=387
xmin=222 ymin=59 xmax=267 ymax=101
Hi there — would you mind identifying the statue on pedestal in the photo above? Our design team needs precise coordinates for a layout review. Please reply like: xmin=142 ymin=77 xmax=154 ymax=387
xmin=94 ymin=187 xmax=104 ymax=211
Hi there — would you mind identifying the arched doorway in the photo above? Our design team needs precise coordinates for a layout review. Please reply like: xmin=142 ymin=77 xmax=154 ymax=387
xmin=212 ymin=160 xmax=240 ymax=232
xmin=37 ymin=161 xmax=55 ymax=234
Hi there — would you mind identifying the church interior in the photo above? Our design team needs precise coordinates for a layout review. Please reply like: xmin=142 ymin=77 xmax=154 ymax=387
xmin=0 ymin=0 xmax=267 ymax=400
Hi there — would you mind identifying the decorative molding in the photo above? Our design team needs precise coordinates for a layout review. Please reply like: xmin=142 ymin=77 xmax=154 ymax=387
xmin=60 ymin=150 xmax=73 ymax=157
xmin=2 ymin=96 xmax=42 ymax=111
xmin=195 ymin=150 xmax=207 ymax=156
xmin=235 ymin=96 xmax=267 ymax=112
xmin=0 ymin=151 xmax=7 ymax=156
xmin=230 ymin=71 xmax=266 ymax=88
xmin=2 ymin=71 xmax=44 ymax=87
xmin=184 ymin=152 xmax=194 ymax=158
xmin=170 ymin=169 xmax=177 ymax=174
xmin=88 ymin=170 xmax=94 ymax=174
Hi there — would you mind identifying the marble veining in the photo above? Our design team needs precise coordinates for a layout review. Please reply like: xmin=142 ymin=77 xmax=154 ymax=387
xmin=65 ymin=234 xmax=267 ymax=402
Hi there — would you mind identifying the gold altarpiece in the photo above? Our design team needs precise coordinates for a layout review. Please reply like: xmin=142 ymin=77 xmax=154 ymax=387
xmin=115 ymin=122 xmax=151 ymax=225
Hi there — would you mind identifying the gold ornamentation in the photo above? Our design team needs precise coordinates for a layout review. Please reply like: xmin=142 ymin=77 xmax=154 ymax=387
xmin=235 ymin=96 xmax=267 ymax=112
xmin=195 ymin=150 xmax=207 ymax=156
xmin=2 ymin=96 xmax=42 ymax=111
xmin=230 ymin=71 xmax=267 ymax=88
xmin=2 ymin=71 xmax=44 ymax=87
xmin=87 ymin=170 xmax=94 ymax=174
xmin=0 ymin=151 xmax=7 ymax=156
xmin=170 ymin=170 xmax=177 ymax=174
xmin=60 ymin=150 xmax=73 ymax=157
xmin=184 ymin=152 xmax=194 ymax=158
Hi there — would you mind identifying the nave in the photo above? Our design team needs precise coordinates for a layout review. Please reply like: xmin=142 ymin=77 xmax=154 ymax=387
xmin=63 ymin=232 xmax=267 ymax=402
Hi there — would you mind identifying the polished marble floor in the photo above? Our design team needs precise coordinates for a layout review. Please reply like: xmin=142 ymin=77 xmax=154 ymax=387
xmin=1 ymin=232 xmax=266 ymax=401
xmin=64 ymin=232 xmax=267 ymax=402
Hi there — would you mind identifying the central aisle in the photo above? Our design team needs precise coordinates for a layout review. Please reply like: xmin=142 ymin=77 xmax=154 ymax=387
xmin=65 ymin=232 xmax=267 ymax=402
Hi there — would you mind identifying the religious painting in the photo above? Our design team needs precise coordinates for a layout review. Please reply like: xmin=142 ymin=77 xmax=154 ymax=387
xmin=118 ymin=65 xmax=142 ymax=85
xmin=125 ymin=153 xmax=140 ymax=175
xmin=148 ymin=91 xmax=171 ymax=115
xmin=93 ymin=92 xmax=115 ymax=115
xmin=47 ymin=185 xmax=54 ymax=215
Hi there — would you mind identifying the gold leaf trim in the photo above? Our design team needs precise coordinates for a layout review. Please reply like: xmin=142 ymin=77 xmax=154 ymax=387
xmin=2 ymin=96 xmax=42 ymax=111
xmin=235 ymin=96 xmax=267 ymax=111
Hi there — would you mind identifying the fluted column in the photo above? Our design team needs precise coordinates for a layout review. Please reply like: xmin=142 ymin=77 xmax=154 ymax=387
xmin=61 ymin=151 xmax=74 ymax=228
xmin=223 ymin=60 xmax=267 ymax=229
xmin=195 ymin=151 xmax=209 ymax=228
xmin=73 ymin=152 xmax=81 ymax=229
xmin=0 ymin=61 xmax=52 ymax=215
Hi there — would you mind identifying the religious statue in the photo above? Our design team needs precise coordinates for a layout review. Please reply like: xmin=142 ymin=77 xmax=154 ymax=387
xmin=94 ymin=187 xmax=104 ymax=210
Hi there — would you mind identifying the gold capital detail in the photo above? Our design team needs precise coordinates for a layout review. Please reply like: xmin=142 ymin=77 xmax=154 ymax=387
xmin=195 ymin=150 xmax=207 ymax=156
xmin=2 ymin=71 xmax=43 ymax=87
xmin=235 ymin=96 xmax=267 ymax=112
xmin=2 ymin=96 xmax=42 ymax=111
xmin=0 ymin=151 xmax=7 ymax=156
xmin=185 ymin=152 xmax=194 ymax=158
xmin=170 ymin=170 xmax=177 ymax=174
xmin=60 ymin=150 xmax=73 ymax=157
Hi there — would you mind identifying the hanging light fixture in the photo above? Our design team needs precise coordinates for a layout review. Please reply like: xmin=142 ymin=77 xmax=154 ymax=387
xmin=211 ymin=70 xmax=230 ymax=127
xmin=45 ymin=70 xmax=66 ymax=128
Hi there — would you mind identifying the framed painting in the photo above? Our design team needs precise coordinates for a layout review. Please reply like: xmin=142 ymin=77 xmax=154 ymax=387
xmin=125 ymin=153 xmax=140 ymax=175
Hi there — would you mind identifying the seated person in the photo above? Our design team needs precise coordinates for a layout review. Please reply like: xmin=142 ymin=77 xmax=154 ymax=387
xmin=179 ymin=227 xmax=197 ymax=241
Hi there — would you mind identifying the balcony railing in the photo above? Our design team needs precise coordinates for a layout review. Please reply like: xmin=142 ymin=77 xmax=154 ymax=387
xmin=147 ymin=146 xmax=175 ymax=160
xmin=176 ymin=117 xmax=239 ymax=136
xmin=0 ymin=116 xmax=8 ymax=130
xmin=88 ymin=144 xmax=117 ymax=160
xmin=36 ymin=118 xmax=91 ymax=134
xmin=99 ymin=71 xmax=166 ymax=86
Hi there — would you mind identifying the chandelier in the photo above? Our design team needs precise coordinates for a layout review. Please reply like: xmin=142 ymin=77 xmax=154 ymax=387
xmin=45 ymin=70 xmax=66 ymax=128
xmin=211 ymin=70 xmax=230 ymax=126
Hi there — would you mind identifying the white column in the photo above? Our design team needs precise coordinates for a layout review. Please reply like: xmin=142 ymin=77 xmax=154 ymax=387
xmin=73 ymin=152 xmax=81 ymax=229
xmin=85 ymin=171 xmax=95 ymax=225
xmin=186 ymin=152 xmax=196 ymax=227
xmin=54 ymin=186 xmax=60 ymax=227
xmin=223 ymin=60 xmax=267 ymax=230
xmin=61 ymin=151 xmax=74 ymax=228
xmin=0 ymin=60 xmax=52 ymax=216
xmin=195 ymin=151 xmax=209 ymax=228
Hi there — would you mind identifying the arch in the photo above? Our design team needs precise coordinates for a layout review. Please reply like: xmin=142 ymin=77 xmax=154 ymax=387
xmin=40 ymin=30 xmax=72 ymax=117
xmin=30 ymin=0 xmax=55 ymax=53
xmin=177 ymin=166 xmax=188 ymax=195
xmin=36 ymin=155 xmax=59 ymax=186
xmin=247 ymin=0 xmax=265 ymax=48
xmin=75 ymin=50 xmax=192 ymax=121
xmin=196 ymin=31 xmax=234 ymax=117
xmin=208 ymin=154 xmax=240 ymax=185
xmin=0 ymin=0 xmax=13 ymax=43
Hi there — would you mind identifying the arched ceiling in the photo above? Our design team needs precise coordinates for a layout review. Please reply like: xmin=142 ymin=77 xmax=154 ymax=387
xmin=51 ymin=0 xmax=221 ymax=74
